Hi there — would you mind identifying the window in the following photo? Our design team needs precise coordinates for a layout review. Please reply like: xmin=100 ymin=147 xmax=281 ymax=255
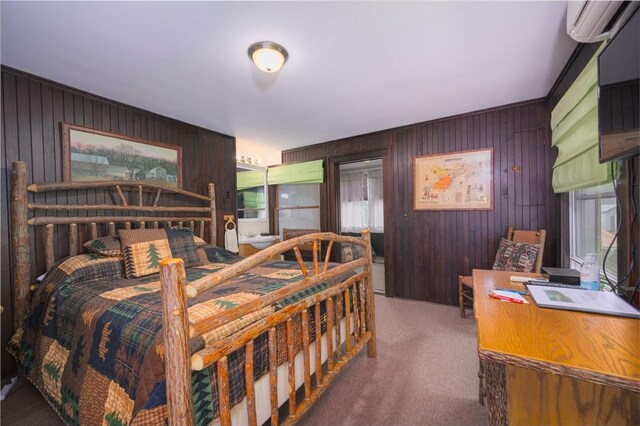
xmin=237 ymin=165 xmax=267 ymax=221
xmin=237 ymin=186 xmax=266 ymax=219
xmin=276 ymin=184 xmax=320 ymax=236
xmin=570 ymin=183 xmax=617 ymax=279
xmin=339 ymin=165 xmax=384 ymax=233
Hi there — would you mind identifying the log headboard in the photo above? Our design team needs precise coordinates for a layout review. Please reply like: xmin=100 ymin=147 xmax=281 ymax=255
xmin=10 ymin=160 xmax=217 ymax=330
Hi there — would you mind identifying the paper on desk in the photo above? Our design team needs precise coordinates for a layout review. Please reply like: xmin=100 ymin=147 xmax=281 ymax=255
xmin=527 ymin=285 xmax=640 ymax=318
xmin=489 ymin=289 xmax=529 ymax=304
xmin=510 ymin=275 xmax=546 ymax=283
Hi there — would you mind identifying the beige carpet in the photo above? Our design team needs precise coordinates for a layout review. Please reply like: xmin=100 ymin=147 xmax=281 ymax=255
xmin=301 ymin=296 xmax=486 ymax=425
xmin=1 ymin=295 xmax=486 ymax=425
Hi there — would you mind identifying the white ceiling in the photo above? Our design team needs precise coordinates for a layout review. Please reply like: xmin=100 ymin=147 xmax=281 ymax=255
xmin=1 ymin=1 xmax=576 ymax=164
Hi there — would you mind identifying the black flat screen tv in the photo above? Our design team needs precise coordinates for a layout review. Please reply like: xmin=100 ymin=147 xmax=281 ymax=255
xmin=597 ymin=7 xmax=640 ymax=163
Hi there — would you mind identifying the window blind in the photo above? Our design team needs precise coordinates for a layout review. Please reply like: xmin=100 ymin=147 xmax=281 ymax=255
xmin=237 ymin=170 xmax=265 ymax=190
xmin=551 ymin=42 xmax=614 ymax=193
xmin=267 ymin=160 xmax=324 ymax=185
xmin=242 ymin=191 xmax=264 ymax=209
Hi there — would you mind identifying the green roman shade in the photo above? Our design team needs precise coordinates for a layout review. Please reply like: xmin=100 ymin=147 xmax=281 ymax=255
xmin=242 ymin=191 xmax=264 ymax=209
xmin=237 ymin=170 xmax=265 ymax=190
xmin=551 ymin=42 xmax=614 ymax=193
xmin=267 ymin=160 xmax=324 ymax=185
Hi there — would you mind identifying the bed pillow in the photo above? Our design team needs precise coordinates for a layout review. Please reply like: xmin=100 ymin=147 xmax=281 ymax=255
xmin=492 ymin=238 xmax=539 ymax=273
xmin=84 ymin=231 xmax=206 ymax=258
xmin=170 ymin=226 xmax=207 ymax=247
xmin=197 ymin=246 xmax=209 ymax=264
xmin=83 ymin=236 xmax=123 ymax=257
xmin=119 ymin=228 xmax=202 ymax=278
xmin=193 ymin=235 xmax=207 ymax=247
xmin=164 ymin=227 xmax=202 ymax=267
xmin=119 ymin=229 xmax=172 ymax=278
xmin=341 ymin=242 xmax=365 ymax=263
xmin=43 ymin=254 xmax=125 ymax=286
xmin=201 ymin=245 xmax=242 ymax=264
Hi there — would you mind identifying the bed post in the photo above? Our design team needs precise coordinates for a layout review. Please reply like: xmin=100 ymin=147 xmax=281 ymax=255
xmin=11 ymin=161 xmax=31 ymax=331
xmin=208 ymin=183 xmax=216 ymax=245
xmin=361 ymin=229 xmax=377 ymax=358
xmin=159 ymin=258 xmax=194 ymax=426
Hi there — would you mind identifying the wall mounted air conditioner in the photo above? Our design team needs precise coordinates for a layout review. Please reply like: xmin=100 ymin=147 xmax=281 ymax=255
xmin=567 ymin=0 xmax=639 ymax=43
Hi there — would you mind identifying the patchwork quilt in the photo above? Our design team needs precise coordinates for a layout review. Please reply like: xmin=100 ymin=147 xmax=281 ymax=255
xmin=8 ymin=246 xmax=347 ymax=425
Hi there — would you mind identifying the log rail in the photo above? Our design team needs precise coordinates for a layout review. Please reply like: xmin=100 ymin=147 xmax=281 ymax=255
xmin=10 ymin=160 xmax=377 ymax=425
xmin=10 ymin=160 xmax=216 ymax=330
xmin=160 ymin=230 xmax=377 ymax=426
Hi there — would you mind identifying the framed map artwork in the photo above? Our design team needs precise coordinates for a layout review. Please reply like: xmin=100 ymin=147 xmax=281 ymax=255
xmin=413 ymin=148 xmax=493 ymax=211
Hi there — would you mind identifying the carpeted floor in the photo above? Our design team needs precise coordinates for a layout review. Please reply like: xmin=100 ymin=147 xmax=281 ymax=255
xmin=301 ymin=296 xmax=486 ymax=425
xmin=1 ymin=295 xmax=486 ymax=425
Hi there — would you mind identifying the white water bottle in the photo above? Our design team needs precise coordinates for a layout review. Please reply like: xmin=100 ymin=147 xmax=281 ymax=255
xmin=580 ymin=253 xmax=600 ymax=291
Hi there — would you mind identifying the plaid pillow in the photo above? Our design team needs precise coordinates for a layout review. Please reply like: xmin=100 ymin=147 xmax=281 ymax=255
xmin=83 ymin=236 xmax=122 ymax=257
xmin=492 ymin=238 xmax=539 ymax=273
xmin=165 ymin=227 xmax=201 ymax=267
xmin=170 ymin=226 xmax=207 ymax=247
xmin=119 ymin=229 xmax=171 ymax=278
xmin=119 ymin=228 xmax=202 ymax=278
xmin=122 ymin=238 xmax=173 ymax=278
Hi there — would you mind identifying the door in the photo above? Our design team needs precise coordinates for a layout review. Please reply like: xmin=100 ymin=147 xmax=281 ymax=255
xmin=337 ymin=159 xmax=385 ymax=294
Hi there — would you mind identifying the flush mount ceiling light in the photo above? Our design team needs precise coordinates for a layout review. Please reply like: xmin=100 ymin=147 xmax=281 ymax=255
xmin=248 ymin=41 xmax=288 ymax=73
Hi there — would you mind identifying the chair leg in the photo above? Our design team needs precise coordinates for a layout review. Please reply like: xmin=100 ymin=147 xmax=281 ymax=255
xmin=458 ymin=276 xmax=466 ymax=319
xmin=478 ymin=358 xmax=485 ymax=406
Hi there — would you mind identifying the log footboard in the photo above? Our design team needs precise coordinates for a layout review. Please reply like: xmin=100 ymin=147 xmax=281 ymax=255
xmin=9 ymin=160 xmax=376 ymax=426
xmin=159 ymin=231 xmax=377 ymax=425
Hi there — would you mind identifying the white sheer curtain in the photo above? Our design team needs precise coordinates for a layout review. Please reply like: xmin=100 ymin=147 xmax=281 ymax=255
xmin=340 ymin=168 xmax=384 ymax=233
xmin=340 ymin=170 xmax=367 ymax=232
xmin=367 ymin=168 xmax=384 ymax=232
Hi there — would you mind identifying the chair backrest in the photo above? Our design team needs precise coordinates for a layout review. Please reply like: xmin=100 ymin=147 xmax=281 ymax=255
xmin=282 ymin=228 xmax=320 ymax=252
xmin=507 ymin=226 xmax=546 ymax=273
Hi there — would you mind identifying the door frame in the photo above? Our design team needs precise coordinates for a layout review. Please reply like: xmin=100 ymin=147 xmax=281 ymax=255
xmin=329 ymin=149 xmax=393 ymax=297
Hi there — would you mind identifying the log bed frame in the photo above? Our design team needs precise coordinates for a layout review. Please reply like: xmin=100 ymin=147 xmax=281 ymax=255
xmin=10 ymin=160 xmax=377 ymax=425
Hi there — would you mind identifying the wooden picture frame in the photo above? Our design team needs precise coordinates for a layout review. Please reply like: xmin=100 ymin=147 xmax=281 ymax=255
xmin=414 ymin=148 xmax=493 ymax=211
xmin=62 ymin=123 xmax=182 ymax=188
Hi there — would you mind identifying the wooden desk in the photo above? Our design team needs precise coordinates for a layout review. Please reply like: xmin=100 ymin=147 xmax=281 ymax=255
xmin=473 ymin=270 xmax=640 ymax=425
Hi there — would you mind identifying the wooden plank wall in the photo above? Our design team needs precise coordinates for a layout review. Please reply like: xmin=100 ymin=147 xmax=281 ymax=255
xmin=283 ymin=99 xmax=559 ymax=304
xmin=0 ymin=67 xmax=237 ymax=376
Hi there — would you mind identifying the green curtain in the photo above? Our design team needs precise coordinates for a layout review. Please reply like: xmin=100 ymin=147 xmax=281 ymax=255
xmin=551 ymin=42 xmax=614 ymax=193
xmin=237 ymin=170 xmax=265 ymax=190
xmin=242 ymin=191 xmax=265 ymax=209
xmin=267 ymin=160 xmax=324 ymax=185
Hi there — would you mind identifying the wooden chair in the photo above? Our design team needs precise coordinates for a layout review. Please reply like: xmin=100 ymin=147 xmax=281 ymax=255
xmin=458 ymin=227 xmax=546 ymax=406
xmin=458 ymin=227 xmax=546 ymax=319
xmin=282 ymin=228 xmax=321 ymax=261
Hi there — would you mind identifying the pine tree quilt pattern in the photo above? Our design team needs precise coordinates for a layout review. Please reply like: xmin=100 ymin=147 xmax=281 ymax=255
xmin=123 ymin=239 xmax=172 ymax=278
xmin=8 ymin=249 xmax=351 ymax=425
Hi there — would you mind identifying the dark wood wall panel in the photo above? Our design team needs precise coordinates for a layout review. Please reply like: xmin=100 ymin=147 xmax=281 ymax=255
xmin=283 ymin=99 xmax=558 ymax=304
xmin=0 ymin=67 xmax=236 ymax=375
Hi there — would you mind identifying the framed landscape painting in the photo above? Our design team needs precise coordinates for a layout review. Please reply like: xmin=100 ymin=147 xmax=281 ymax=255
xmin=62 ymin=123 xmax=182 ymax=188
xmin=414 ymin=148 xmax=493 ymax=211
